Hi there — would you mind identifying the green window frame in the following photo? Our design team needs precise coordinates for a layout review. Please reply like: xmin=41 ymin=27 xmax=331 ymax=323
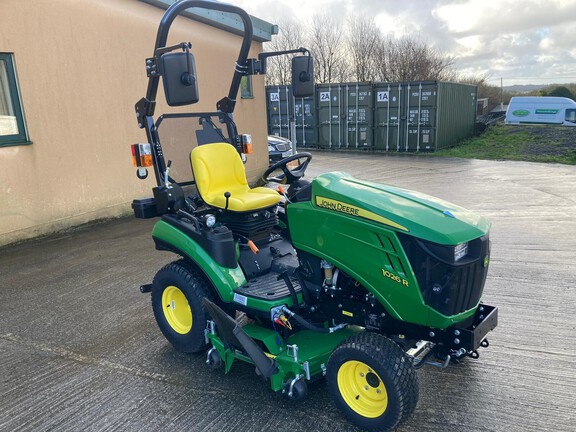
xmin=0 ymin=53 xmax=30 ymax=147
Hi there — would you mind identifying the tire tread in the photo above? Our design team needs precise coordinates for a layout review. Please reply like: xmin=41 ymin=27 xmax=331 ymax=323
xmin=327 ymin=332 xmax=419 ymax=432
xmin=151 ymin=259 xmax=213 ymax=353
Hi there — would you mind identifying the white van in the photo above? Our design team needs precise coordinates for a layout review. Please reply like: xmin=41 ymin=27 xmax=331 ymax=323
xmin=505 ymin=96 xmax=576 ymax=126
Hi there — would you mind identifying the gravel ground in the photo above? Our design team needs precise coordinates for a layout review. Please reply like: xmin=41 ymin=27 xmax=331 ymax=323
xmin=517 ymin=125 xmax=576 ymax=157
xmin=500 ymin=125 xmax=576 ymax=159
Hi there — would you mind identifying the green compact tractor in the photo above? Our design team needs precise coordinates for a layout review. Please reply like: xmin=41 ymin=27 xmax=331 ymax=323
xmin=131 ymin=1 xmax=497 ymax=431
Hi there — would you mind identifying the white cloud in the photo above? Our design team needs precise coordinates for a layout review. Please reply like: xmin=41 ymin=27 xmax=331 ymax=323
xmin=227 ymin=0 xmax=576 ymax=84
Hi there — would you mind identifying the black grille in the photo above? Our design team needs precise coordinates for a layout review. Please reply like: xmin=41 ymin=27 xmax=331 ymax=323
xmin=220 ymin=207 xmax=278 ymax=242
xmin=399 ymin=234 xmax=490 ymax=316
xmin=274 ymin=143 xmax=290 ymax=152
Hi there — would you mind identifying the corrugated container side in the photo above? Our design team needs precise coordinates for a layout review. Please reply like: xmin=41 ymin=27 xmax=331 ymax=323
xmin=436 ymin=82 xmax=477 ymax=150
xmin=405 ymin=82 xmax=435 ymax=152
xmin=345 ymin=82 xmax=373 ymax=150
xmin=266 ymin=86 xmax=293 ymax=140
xmin=373 ymin=83 xmax=404 ymax=151
xmin=317 ymin=84 xmax=344 ymax=148
xmin=294 ymin=95 xmax=317 ymax=148
xmin=266 ymin=85 xmax=317 ymax=148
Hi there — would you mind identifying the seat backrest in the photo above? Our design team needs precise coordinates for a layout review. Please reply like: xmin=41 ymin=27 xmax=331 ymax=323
xmin=191 ymin=142 xmax=281 ymax=212
xmin=190 ymin=142 xmax=248 ymax=199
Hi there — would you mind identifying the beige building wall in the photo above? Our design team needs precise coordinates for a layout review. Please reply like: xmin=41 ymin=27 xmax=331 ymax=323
xmin=0 ymin=0 xmax=270 ymax=247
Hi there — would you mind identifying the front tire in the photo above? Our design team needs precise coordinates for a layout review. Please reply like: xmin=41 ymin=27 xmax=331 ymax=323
xmin=151 ymin=260 xmax=211 ymax=353
xmin=326 ymin=332 xmax=419 ymax=432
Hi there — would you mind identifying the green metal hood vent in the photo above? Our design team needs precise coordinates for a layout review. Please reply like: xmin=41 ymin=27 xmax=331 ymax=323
xmin=312 ymin=172 xmax=490 ymax=245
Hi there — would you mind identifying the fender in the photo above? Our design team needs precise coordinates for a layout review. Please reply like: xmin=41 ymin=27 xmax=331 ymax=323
xmin=152 ymin=219 xmax=246 ymax=302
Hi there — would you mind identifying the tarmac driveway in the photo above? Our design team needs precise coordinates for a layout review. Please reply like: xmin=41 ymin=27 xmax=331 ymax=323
xmin=1 ymin=153 xmax=575 ymax=432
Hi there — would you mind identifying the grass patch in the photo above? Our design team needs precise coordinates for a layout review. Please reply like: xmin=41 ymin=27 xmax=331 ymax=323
xmin=435 ymin=124 xmax=576 ymax=165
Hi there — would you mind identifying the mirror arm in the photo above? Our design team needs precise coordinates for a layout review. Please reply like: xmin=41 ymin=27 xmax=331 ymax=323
xmin=155 ymin=42 xmax=192 ymax=57
xmin=248 ymin=47 xmax=310 ymax=75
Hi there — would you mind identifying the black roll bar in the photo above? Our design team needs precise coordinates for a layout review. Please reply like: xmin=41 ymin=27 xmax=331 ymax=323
xmin=136 ymin=0 xmax=255 ymax=186
xmin=145 ymin=0 xmax=254 ymax=115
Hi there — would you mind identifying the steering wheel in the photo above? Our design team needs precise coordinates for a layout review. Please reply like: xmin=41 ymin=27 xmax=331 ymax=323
xmin=262 ymin=152 xmax=312 ymax=184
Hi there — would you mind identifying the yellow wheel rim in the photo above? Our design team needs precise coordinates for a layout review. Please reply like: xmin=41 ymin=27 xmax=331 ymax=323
xmin=162 ymin=285 xmax=192 ymax=334
xmin=337 ymin=360 xmax=388 ymax=418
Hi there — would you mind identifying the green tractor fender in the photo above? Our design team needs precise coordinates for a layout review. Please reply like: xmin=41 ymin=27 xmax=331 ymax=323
xmin=151 ymin=219 xmax=246 ymax=302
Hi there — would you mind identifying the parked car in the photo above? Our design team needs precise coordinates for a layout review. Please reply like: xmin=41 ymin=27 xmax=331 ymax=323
xmin=268 ymin=135 xmax=294 ymax=164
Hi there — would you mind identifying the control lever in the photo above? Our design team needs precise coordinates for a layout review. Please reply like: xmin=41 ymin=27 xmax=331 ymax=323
xmin=277 ymin=185 xmax=291 ymax=203
xmin=224 ymin=191 xmax=231 ymax=211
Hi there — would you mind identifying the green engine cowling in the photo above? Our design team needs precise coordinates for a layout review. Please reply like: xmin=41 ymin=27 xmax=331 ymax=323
xmin=287 ymin=172 xmax=492 ymax=330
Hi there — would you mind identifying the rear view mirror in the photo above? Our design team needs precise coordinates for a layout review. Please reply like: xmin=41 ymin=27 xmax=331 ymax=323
xmin=292 ymin=56 xmax=314 ymax=98
xmin=159 ymin=52 xmax=199 ymax=106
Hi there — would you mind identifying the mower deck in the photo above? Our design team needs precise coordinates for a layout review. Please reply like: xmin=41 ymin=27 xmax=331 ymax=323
xmin=207 ymin=322 xmax=363 ymax=393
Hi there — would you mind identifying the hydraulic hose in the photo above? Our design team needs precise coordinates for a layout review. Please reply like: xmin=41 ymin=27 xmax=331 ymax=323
xmin=281 ymin=306 xmax=347 ymax=333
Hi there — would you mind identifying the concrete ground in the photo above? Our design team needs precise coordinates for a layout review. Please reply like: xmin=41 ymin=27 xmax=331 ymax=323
xmin=1 ymin=152 xmax=575 ymax=432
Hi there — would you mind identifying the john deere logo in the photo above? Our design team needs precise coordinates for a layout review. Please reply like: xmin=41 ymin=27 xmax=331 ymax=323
xmin=512 ymin=110 xmax=530 ymax=117
xmin=315 ymin=196 xmax=409 ymax=232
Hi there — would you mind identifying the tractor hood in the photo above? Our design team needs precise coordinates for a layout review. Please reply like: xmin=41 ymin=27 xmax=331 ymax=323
xmin=312 ymin=172 xmax=490 ymax=245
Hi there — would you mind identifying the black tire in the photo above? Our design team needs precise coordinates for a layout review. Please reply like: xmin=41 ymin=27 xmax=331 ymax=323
xmin=151 ymin=260 xmax=212 ymax=353
xmin=326 ymin=332 xmax=419 ymax=432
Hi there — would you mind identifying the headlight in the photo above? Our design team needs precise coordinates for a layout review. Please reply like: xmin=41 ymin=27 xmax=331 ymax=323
xmin=454 ymin=242 xmax=468 ymax=262
xmin=204 ymin=214 xmax=216 ymax=228
xmin=268 ymin=145 xmax=274 ymax=152
xmin=402 ymin=237 xmax=473 ymax=265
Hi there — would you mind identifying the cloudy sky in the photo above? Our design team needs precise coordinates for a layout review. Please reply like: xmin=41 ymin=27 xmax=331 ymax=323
xmin=227 ymin=0 xmax=576 ymax=86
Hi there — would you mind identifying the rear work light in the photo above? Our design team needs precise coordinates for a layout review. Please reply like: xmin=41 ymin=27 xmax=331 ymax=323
xmin=239 ymin=134 xmax=253 ymax=154
xmin=131 ymin=143 xmax=153 ymax=167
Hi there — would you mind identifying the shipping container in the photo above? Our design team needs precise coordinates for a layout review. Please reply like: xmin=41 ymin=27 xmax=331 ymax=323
xmin=317 ymin=83 xmax=373 ymax=149
xmin=266 ymin=85 xmax=317 ymax=148
xmin=374 ymin=81 xmax=475 ymax=151
xmin=266 ymin=81 xmax=477 ymax=153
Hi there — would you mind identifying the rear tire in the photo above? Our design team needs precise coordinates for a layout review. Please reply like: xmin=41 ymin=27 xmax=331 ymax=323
xmin=326 ymin=332 xmax=419 ymax=432
xmin=151 ymin=260 xmax=211 ymax=353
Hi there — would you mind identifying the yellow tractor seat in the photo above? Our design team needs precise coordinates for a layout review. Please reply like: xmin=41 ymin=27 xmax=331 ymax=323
xmin=190 ymin=143 xmax=280 ymax=212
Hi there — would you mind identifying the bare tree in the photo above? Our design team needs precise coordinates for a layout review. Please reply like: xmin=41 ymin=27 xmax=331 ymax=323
xmin=265 ymin=17 xmax=457 ymax=86
xmin=307 ymin=14 xmax=349 ymax=83
xmin=375 ymin=35 xmax=456 ymax=83
xmin=263 ymin=19 xmax=306 ymax=86
xmin=346 ymin=15 xmax=381 ymax=82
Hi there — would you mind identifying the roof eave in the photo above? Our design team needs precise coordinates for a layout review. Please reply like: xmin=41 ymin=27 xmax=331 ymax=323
xmin=139 ymin=0 xmax=278 ymax=42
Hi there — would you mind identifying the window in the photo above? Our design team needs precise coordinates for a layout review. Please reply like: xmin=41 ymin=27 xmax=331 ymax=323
xmin=240 ymin=75 xmax=253 ymax=99
xmin=0 ymin=53 xmax=29 ymax=146
xmin=565 ymin=109 xmax=576 ymax=124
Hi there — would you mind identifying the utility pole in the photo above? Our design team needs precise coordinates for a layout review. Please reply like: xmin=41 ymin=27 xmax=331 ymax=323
xmin=500 ymin=77 xmax=503 ymax=110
